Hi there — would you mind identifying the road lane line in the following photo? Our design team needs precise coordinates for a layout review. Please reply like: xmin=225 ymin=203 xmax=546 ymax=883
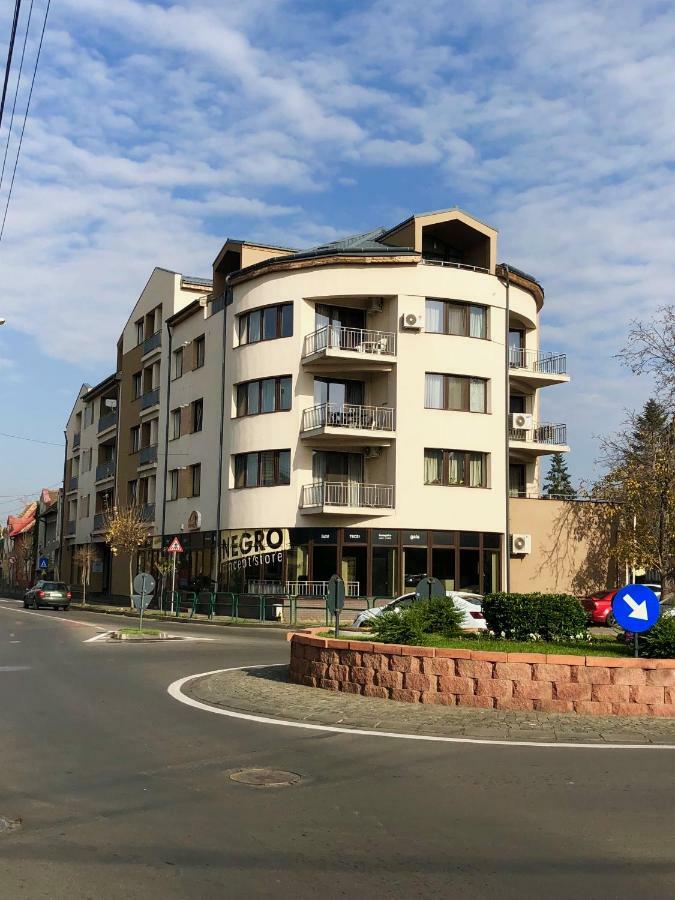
xmin=0 ymin=666 xmax=31 ymax=672
xmin=168 ymin=666 xmax=675 ymax=751
xmin=0 ymin=605 xmax=106 ymax=631
xmin=83 ymin=631 xmax=114 ymax=642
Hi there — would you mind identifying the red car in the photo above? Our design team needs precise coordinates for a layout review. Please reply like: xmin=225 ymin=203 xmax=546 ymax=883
xmin=581 ymin=590 xmax=617 ymax=626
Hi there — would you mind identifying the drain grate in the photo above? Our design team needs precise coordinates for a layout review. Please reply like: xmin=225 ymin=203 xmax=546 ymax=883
xmin=0 ymin=817 xmax=21 ymax=834
xmin=229 ymin=768 xmax=301 ymax=788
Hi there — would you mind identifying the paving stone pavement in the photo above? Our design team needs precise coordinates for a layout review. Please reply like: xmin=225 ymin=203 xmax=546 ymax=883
xmin=185 ymin=665 xmax=675 ymax=745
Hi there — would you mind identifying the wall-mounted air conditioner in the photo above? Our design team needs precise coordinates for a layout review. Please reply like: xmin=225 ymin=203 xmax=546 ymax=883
xmin=401 ymin=312 xmax=424 ymax=330
xmin=511 ymin=412 xmax=533 ymax=430
xmin=510 ymin=533 xmax=532 ymax=555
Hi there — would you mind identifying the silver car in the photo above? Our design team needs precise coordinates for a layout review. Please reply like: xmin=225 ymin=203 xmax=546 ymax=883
xmin=24 ymin=581 xmax=72 ymax=610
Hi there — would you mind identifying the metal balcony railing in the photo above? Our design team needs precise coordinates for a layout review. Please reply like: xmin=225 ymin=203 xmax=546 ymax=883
xmin=508 ymin=347 xmax=567 ymax=375
xmin=143 ymin=331 xmax=161 ymax=355
xmin=302 ymin=402 xmax=395 ymax=432
xmin=68 ymin=476 xmax=78 ymax=492
xmin=421 ymin=258 xmax=489 ymax=274
xmin=509 ymin=423 xmax=568 ymax=445
xmin=98 ymin=411 xmax=118 ymax=433
xmin=66 ymin=520 xmax=76 ymax=536
xmin=141 ymin=388 xmax=160 ymax=410
xmin=93 ymin=513 xmax=105 ymax=531
xmin=95 ymin=461 xmax=115 ymax=481
xmin=303 ymin=325 xmax=396 ymax=358
xmin=301 ymin=481 xmax=395 ymax=509
xmin=73 ymin=432 xmax=80 ymax=449
xmin=139 ymin=445 xmax=158 ymax=466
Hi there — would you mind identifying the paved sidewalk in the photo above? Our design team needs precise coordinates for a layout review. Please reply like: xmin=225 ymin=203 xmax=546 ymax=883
xmin=185 ymin=665 xmax=675 ymax=745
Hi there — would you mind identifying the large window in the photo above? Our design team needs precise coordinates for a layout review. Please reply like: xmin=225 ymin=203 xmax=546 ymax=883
xmin=425 ymin=373 xmax=487 ymax=413
xmin=238 ymin=303 xmax=292 ymax=346
xmin=234 ymin=449 xmax=291 ymax=488
xmin=192 ymin=398 xmax=203 ymax=432
xmin=425 ymin=299 xmax=487 ymax=339
xmin=424 ymin=449 xmax=487 ymax=488
xmin=236 ymin=376 xmax=292 ymax=417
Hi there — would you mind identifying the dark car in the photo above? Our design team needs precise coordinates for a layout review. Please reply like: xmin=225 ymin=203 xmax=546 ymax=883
xmin=24 ymin=581 xmax=72 ymax=610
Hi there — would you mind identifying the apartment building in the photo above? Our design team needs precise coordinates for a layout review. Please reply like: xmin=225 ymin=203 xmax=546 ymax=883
xmin=61 ymin=207 xmax=572 ymax=599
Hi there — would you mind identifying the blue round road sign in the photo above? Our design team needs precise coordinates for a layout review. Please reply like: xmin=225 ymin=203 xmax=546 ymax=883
xmin=611 ymin=584 xmax=661 ymax=633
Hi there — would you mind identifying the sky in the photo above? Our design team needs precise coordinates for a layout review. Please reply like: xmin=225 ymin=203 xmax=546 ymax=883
xmin=0 ymin=0 xmax=673 ymax=518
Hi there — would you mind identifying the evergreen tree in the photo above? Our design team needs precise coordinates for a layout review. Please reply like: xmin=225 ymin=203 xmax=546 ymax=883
xmin=543 ymin=453 xmax=575 ymax=498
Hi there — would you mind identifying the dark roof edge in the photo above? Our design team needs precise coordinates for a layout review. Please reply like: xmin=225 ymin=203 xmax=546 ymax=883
xmin=228 ymin=247 xmax=420 ymax=284
xmin=497 ymin=263 xmax=545 ymax=306
xmin=166 ymin=298 xmax=203 ymax=327
xmin=82 ymin=372 xmax=118 ymax=401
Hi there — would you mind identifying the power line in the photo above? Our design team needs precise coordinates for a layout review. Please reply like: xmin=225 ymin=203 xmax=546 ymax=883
xmin=0 ymin=0 xmax=34 ymax=193
xmin=0 ymin=0 xmax=50 ymax=243
xmin=0 ymin=0 xmax=22 ymax=130
xmin=0 ymin=430 xmax=63 ymax=446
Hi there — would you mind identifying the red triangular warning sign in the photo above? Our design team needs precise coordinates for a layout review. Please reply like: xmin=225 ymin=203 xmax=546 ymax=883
xmin=167 ymin=537 xmax=184 ymax=553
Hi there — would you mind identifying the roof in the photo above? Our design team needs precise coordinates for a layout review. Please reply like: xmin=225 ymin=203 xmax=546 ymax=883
xmin=380 ymin=206 xmax=498 ymax=237
xmin=83 ymin=372 xmax=118 ymax=402
xmin=7 ymin=501 xmax=37 ymax=537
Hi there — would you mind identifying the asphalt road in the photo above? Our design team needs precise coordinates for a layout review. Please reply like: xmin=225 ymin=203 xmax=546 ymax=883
xmin=1 ymin=599 xmax=674 ymax=900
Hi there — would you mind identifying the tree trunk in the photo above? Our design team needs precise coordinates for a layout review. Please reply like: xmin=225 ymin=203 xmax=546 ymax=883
xmin=129 ymin=555 xmax=133 ymax=608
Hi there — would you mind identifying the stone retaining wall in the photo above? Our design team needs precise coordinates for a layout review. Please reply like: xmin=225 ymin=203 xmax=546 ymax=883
xmin=288 ymin=634 xmax=675 ymax=717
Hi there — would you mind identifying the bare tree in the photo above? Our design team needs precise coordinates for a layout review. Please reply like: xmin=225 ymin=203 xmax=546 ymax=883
xmin=618 ymin=305 xmax=675 ymax=408
xmin=73 ymin=544 xmax=97 ymax=605
xmin=153 ymin=554 xmax=172 ymax=610
xmin=104 ymin=505 xmax=151 ymax=606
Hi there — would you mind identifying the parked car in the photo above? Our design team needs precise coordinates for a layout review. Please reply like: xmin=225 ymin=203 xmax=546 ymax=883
xmin=581 ymin=590 xmax=618 ymax=626
xmin=23 ymin=581 xmax=72 ymax=610
xmin=353 ymin=591 xmax=486 ymax=631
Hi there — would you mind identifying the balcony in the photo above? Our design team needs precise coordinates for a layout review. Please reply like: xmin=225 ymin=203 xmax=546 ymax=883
xmin=301 ymin=481 xmax=395 ymax=516
xmin=509 ymin=348 xmax=570 ymax=388
xmin=66 ymin=520 xmax=76 ymax=536
xmin=93 ymin=513 xmax=106 ymax=532
xmin=73 ymin=432 xmax=80 ymax=450
xmin=509 ymin=422 xmax=569 ymax=456
xmin=301 ymin=403 xmax=395 ymax=448
xmin=302 ymin=326 xmax=396 ymax=374
xmin=95 ymin=461 xmax=115 ymax=482
xmin=139 ymin=445 xmax=158 ymax=467
xmin=140 ymin=388 xmax=160 ymax=411
xmin=97 ymin=411 xmax=118 ymax=434
xmin=142 ymin=330 xmax=161 ymax=357
xmin=67 ymin=476 xmax=78 ymax=493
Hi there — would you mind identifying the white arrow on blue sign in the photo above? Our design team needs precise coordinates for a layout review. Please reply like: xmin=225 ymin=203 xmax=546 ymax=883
xmin=611 ymin=584 xmax=661 ymax=633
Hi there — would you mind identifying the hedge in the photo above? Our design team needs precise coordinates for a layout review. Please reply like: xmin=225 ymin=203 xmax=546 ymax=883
xmin=482 ymin=592 xmax=588 ymax=642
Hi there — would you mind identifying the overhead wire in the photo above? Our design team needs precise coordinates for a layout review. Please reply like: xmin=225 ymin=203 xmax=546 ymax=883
xmin=0 ymin=0 xmax=22 ymax=130
xmin=0 ymin=430 xmax=63 ymax=446
xmin=0 ymin=0 xmax=51 ymax=243
xmin=0 ymin=0 xmax=34 ymax=192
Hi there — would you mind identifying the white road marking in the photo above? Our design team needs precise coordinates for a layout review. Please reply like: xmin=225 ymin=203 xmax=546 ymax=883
xmin=83 ymin=631 xmax=114 ymax=643
xmin=0 ymin=604 xmax=106 ymax=631
xmin=0 ymin=666 xmax=31 ymax=672
xmin=168 ymin=666 xmax=675 ymax=752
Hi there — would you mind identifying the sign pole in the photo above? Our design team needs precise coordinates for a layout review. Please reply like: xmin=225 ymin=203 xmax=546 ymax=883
xmin=335 ymin=604 xmax=340 ymax=639
xmin=634 ymin=632 xmax=639 ymax=659
xmin=171 ymin=553 xmax=176 ymax=614
xmin=139 ymin=586 xmax=145 ymax=633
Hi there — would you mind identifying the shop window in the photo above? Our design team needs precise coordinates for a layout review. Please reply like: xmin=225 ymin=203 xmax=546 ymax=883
xmin=372 ymin=547 xmax=397 ymax=598
xmin=432 ymin=547 xmax=456 ymax=592
xmin=341 ymin=545 xmax=367 ymax=597
xmin=459 ymin=549 xmax=480 ymax=592
xmin=483 ymin=549 xmax=500 ymax=594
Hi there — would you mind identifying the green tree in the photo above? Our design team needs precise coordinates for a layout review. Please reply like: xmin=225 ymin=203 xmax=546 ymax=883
xmin=543 ymin=453 xmax=575 ymax=498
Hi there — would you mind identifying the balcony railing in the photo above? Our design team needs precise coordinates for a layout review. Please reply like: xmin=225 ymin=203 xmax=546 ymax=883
xmin=73 ymin=432 xmax=80 ymax=449
xmin=141 ymin=388 xmax=160 ymax=410
xmin=68 ymin=476 xmax=78 ymax=492
xmin=95 ymin=461 xmax=115 ymax=481
xmin=93 ymin=513 xmax=105 ymax=531
xmin=302 ymin=403 xmax=395 ymax=433
xmin=301 ymin=481 xmax=395 ymax=509
xmin=143 ymin=331 xmax=161 ymax=355
xmin=509 ymin=347 xmax=567 ymax=375
xmin=509 ymin=423 xmax=567 ymax=445
xmin=303 ymin=325 xmax=396 ymax=358
xmin=98 ymin=411 xmax=118 ymax=433
xmin=139 ymin=445 xmax=158 ymax=466
xmin=421 ymin=258 xmax=489 ymax=274
xmin=66 ymin=520 xmax=76 ymax=536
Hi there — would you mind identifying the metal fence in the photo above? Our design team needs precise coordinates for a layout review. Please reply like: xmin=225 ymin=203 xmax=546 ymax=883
xmin=508 ymin=347 xmax=567 ymax=375
xmin=301 ymin=481 xmax=395 ymax=509
xmin=302 ymin=402 xmax=395 ymax=432
xmin=509 ymin=423 xmax=567 ymax=445
xmin=303 ymin=325 xmax=396 ymax=358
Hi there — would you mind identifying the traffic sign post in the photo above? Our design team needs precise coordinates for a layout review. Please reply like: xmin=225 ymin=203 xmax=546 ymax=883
xmin=327 ymin=574 xmax=346 ymax=639
xmin=414 ymin=576 xmax=446 ymax=602
xmin=132 ymin=572 xmax=156 ymax=633
xmin=166 ymin=537 xmax=184 ymax=613
xmin=611 ymin=584 xmax=661 ymax=658
xmin=38 ymin=556 xmax=49 ymax=571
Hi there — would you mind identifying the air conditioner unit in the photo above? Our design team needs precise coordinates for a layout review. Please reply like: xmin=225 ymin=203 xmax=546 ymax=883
xmin=510 ymin=533 xmax=532 ymax=555
xmin=363 ymin=447 xmax=383 ymax=459
xmin=366 ymin=297 xmax=384 ymax=314
xmin=401 ymin=312 xmax=424 ymax=330
xmin=511 ymin=412 xmax=533 ymax=430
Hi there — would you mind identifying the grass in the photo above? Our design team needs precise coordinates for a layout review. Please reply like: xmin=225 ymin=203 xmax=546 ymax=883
xmin=118 ymin=627 xmax=162 ymax=637
xmin=320 ymin=630 xmax=632 ymax=657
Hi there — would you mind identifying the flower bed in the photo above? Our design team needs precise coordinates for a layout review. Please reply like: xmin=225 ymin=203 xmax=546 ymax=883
xmin=288 ymin=632 xmax=675 ymax=717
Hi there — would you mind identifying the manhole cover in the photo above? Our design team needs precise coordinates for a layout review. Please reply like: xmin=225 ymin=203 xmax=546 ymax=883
xmin=0 ymin=817 xmax=21 ymax=834
xmin=229 ymin=768 xmax=301 ymax=787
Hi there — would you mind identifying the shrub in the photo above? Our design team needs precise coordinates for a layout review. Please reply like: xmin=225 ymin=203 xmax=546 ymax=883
xmin=640 ymin=615 xmax=675 ymax=659
xmin=370 ymin=608 xmax=426 ymax=645
xmin=482 ymin=592 xmax=587 ymax=642
xmin=417 ymin=595 xmax=464 ymax=638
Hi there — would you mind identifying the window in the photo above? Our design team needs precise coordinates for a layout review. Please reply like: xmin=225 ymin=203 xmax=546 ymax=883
xmin=135 ymin=319 xmax=144 ymax=345
xmin=132 ymin=372 xmax=142 ymax=399
xmin=425 ymin=299 xmax=488 ymax=339
xmin=194 ymin=335 xmax=205 ymax=369
xmin=425 ymin=373 xmax=487 ymax=413
xmin=192 ymin=398 xmax=203 ymax=432
xmin=233 ymin=449 xmax=291 ymax=488
xmin=130 ymin=426 xmax=140 ymax=453
xmin=169 ymin=469 xmax=178 ymax=501
xmin=237 ymin=303 xmax=292 ymax=346
xmin=170 ymin=409 xmax=181 ymax=440
xmin=128 ymin=479 xmax=138 ymax=505
xmin=173 ymin=347 xmax=183 ymax=379
xmin=191 ymin=463 xmax=201 ymax=497
xmin=424 ymin=449 xmax=488 ymax=488
xmin=84 ymin=405 xmax=94 ymax=427
xmin=235 ymin=376 xmax=292 ymax=417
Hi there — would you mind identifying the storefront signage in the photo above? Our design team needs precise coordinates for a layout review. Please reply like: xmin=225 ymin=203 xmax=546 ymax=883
xmin=402 ymin=530 xmax=427 ymax=545
xmin=343 ymin=529 xmax=366 ymax=543
xmin=373 ymin=530 xmax=396 ymax=545
xmin=314 ymin=529 xmax=338 ymax=544
xmin=220 ymin=528 xmax=289 ymax=571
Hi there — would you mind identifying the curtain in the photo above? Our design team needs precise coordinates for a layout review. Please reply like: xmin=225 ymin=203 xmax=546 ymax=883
xmin=260 ymin=451 xmax=275 ymax=486
xmin=247 ymin=382 xmax=259 ymax=415
xmin=424 ymin=449 xmax=442 ymax=484
xmin=447 ymin=451 xmax=464 ymax=485
xmin=425 ymin=373 xmax=443 ymax=408
xmin=261 ymin=378 xmax=276 ymax=413
xmin=447 ymin=303 xmax=466 ymax=335
xmin=469 ymin=453 xmax=484 ymax=487
xmin=279 ymin=377 xmax=292 ymax=411
xmin=246 ymin=453 xmax=259 ymax=487
xmin=469 ymin=378 xmax=486 ymax=413
xmin=312 ymin=451 xmax=326 ymax=481
xmin=469 ymin=305 xmax=486 ymax=338
xmin=425 ymin=299 xmax=444 ymax=333
xmin=447 ymin=376 xmax=463 ymax=410
xmin=278 ymin=450 xmax=291 ymax=485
